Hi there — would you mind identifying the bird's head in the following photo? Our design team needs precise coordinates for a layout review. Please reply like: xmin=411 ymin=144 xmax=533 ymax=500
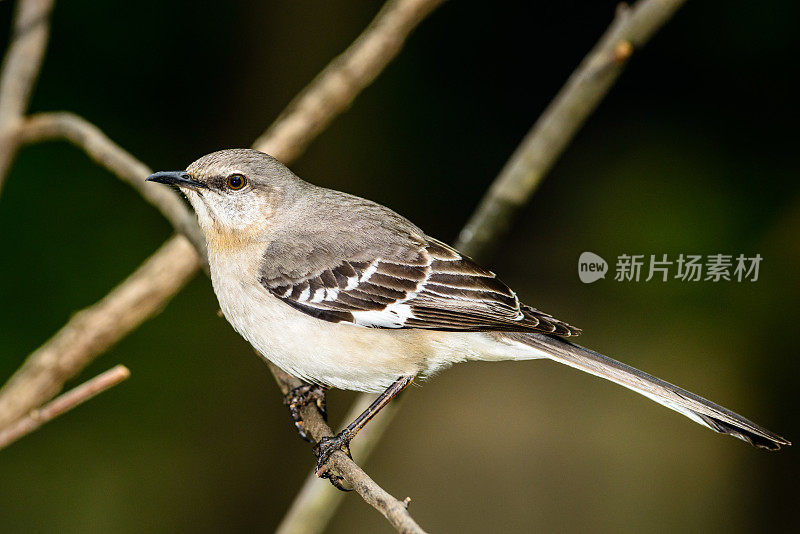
xmin=147 ymin=149 xmax=304 ymax=245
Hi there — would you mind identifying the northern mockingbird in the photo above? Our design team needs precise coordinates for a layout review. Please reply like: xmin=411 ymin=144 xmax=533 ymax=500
xmin=147 ymin=149 xmax=789 ymax=476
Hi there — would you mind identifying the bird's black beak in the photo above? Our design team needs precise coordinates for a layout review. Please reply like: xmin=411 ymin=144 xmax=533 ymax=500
xmin=146 ymin=171 xmax=207 ymax=190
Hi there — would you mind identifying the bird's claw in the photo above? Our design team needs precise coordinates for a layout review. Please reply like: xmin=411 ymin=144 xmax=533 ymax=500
xmin=313 ymin=431 xmax=353 ymax=490
xmin=313 ymin=432 xmax=353 ymax=468
xmin=284 ymin=383 xmax=327 ymax=442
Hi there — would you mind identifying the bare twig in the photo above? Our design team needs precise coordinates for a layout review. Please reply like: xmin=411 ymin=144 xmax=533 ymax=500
xmin=275 ymin=392 xmax=402 ymax=534
xmin=253 ymin=0 xmax=446 ymax=162
xmin=17 ymin=112 xmax=208 ymax=265
xmin=0 ymin=0 xmax=55 ymax=189
xmin=456 ymin=0 xmax=687 ymax=260
xmin=0 ymin=365 xmax=130 ymax=450
xmin=275 ymin=0 xmax=688 ymax=531
xmin=0 ymin=236 xmax=199 ymax=429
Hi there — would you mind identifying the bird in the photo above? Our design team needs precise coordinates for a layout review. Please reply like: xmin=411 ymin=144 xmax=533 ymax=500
xmin=147 ymin=148 xmax=789 ymax=480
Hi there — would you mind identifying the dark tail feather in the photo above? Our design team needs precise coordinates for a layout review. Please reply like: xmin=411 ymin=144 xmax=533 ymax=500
xmin=504 ymin=332 xmax=790 ymax=450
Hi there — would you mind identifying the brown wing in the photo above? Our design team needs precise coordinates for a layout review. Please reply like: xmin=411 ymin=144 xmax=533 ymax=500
xmin=260 ymin=238 xmax=581 ymax=336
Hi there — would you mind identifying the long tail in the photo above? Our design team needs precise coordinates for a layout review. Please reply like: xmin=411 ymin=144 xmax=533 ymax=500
xmin=501 ymin=332 xmax=790 ymax=450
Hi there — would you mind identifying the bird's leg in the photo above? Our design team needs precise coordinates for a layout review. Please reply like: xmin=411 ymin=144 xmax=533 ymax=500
xmin=284 ymin=383 xmax=327 ymax=443
xmin=313 ymin=375 xmax=414 ymax=481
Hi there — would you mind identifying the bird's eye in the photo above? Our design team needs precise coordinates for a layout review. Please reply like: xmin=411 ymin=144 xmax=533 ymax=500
xmin=227 ymin=173 xmax=247 ymax=190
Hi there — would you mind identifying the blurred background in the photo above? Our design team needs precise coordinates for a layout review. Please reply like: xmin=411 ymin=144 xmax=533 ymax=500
xmin=1 ymin=0 xmax=798 ymax=532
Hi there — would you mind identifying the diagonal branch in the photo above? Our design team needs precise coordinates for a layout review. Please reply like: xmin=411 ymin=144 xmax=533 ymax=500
xmin=0 ymin=0 xmax=55 ymax=190
xmin=457 ymin=0 xmax=688 ymax=260
xmin=275 ymin=392 xmax=404 ymax=534
xmin=0 ymin=365 xmax=130 ymax=450
xmin=17 ymin=112 xmax=208 ymax=267
xmin=253 ymin=0 xmax=447 ymax=162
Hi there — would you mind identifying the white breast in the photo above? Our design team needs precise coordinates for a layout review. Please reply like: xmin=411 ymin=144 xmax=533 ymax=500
xmin=208 ymin=246 xmax=426 ymax=391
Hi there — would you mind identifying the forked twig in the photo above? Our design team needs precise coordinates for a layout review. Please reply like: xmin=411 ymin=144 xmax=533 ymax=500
xmin=0 ymin=236 xmax=199 ymax=429
xmin=17 ymin=112 xmax=208 ymax=266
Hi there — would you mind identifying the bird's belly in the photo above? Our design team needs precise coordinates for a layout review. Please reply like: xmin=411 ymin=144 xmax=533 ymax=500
xmin=212 ymin=272 xmax=430 ymax=392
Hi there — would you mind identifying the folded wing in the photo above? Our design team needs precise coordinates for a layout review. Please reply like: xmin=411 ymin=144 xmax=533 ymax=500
xmin=260 ymin=238 xmax=581 ymax=336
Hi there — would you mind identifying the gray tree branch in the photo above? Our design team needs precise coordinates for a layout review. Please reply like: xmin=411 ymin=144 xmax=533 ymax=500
xmin=275 ymin=392 xmax=403 ymax=534
xmin=17 ymin=112 xmax=208 ymax=265
xmin=0 ymin=365 xmax=131 ymax=450
xmin=0 ymin=0 xmax=55 ymax=190
xmin=269 ymin=367 xmax=426 ymax=534
xmin=0 ymin=236 xmax=199 ymax=429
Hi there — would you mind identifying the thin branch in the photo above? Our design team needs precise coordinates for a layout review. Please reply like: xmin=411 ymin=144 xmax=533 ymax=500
xmin=0 ymin=365 xmax=130 ymax=450
xmin=457 ymin=0 xmax=687 ymax=260
xmin=0 ymin=0 xmax=55 ymax=190
xmin=268 ymin=367 xmax=426 ymax=534
xmin=252 ymin=0 xmax=446 ymax=162
xmin=0 ymin=236 xmax=199 ymax=429
xmin=17 ymin=112 xmax=208 ymax=266
xmin=275 ymin=0 xmax=688 ymax=531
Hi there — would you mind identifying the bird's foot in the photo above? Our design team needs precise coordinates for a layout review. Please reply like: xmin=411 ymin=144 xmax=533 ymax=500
xmin=313 ymin=430 xmax=353 ymax=491
xmin=283 ymin=383 xmax=327 ymax=443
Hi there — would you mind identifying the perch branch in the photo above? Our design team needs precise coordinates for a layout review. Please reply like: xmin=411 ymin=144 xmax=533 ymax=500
xmin=0 ymin=0 xmax=55 ymax=190
xmin=275 ymin=0 xmax=689 ymax=532
xmin=0 ymin=365 xmax=131 ymax=451
xmin=456 ymin=0 xmax=687 ymax=260
xmin=268 ymin=366 xmax=426 ymax=534
xmin=253 ymin=0 xmax=447 ymax=162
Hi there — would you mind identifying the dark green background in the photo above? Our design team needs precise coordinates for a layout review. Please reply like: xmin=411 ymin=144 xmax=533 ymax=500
xmin=1 ymin=1 xmax=798 ymax=532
